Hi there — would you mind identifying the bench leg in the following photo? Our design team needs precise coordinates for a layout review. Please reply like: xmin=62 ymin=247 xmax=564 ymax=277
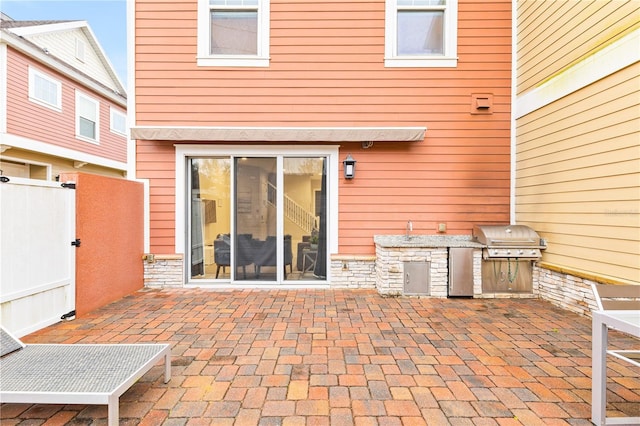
xmin=164 ymin=351 xmax=172 ymax=383
xmin=108 ymin=396 xmax=119 ymax=426
xmin=592 ymin=315 xmax=607 ymax=425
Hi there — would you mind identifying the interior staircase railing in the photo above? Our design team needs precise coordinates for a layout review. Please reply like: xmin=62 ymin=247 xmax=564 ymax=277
xmin=267 ymin=181 xmax=315 ymax=234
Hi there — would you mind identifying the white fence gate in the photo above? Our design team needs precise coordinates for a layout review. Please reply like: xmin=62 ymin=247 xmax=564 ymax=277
xmin=0 ymin=177 xmax=76 ymax=337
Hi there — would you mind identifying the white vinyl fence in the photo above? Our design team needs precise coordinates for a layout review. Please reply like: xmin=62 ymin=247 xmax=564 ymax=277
xmin=0 ymin=177 xmax=76 ymax=337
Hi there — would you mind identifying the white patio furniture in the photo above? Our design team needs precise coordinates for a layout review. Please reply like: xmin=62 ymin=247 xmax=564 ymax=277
xmin=0 ymin=326 xmax=171 ymax=426
xmin=591 ymin=283 xmax=640 ymax=426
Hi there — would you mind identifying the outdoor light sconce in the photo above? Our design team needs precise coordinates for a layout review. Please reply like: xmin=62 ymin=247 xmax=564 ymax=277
xmin=343 ymin=154 xmax=356 ymax=179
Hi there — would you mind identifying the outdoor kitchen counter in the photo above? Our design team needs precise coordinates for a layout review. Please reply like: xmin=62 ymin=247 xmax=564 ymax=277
xmin=374 ymin=235 xmax=485 ymax=248
xmin=373 ymin=235 xmax=484 ymax=297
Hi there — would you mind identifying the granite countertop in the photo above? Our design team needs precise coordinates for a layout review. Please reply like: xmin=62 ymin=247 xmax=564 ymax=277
xmin=374 ymin=235 xmax=485 ymax=248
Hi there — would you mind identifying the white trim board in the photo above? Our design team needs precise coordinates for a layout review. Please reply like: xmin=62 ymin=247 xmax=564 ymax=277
xmin=516 ymin=29 xmax=640 ymax=119
xmin=1 ymin=133 xmax=127 ymax=172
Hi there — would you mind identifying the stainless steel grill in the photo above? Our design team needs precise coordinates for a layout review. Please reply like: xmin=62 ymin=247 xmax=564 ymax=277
xmin=472 ymin=225 xmax=546 ymax=260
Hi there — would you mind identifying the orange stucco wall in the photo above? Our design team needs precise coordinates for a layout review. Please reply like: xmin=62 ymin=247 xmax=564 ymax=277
xmin=134 ymin=0 xmax=513 ymax=255
xmin=61 ymin=173 xmax=144 ymax=316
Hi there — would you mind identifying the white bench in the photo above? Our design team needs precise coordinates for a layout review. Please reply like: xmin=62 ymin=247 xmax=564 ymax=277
xmin=0 ymin=327 xmax=171 ymax=426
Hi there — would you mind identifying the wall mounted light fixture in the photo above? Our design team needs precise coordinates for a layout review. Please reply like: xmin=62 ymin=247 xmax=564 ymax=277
xmin=343 ymin=153 xmax=356 ymax=179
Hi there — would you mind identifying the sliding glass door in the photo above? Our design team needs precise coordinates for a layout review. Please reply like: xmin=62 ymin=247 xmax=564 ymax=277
xmin=188 ymin=153 xmax=328 ymax=284
xmin=189 ymin=158 xmax=231 ymax=279
xmin=283 ymin=157 xmax=326 ymax=280
xmin=235 ymin=157 xmax=277 ymax=281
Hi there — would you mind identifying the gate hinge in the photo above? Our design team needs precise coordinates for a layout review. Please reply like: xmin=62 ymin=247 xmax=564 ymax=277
xmin=61 ymin=310 xmax=76 ymax=320
xmin=61 ymin=182 xmax=76 ymax=189
xmin=71 ymin=239 xmax=81 ymax=247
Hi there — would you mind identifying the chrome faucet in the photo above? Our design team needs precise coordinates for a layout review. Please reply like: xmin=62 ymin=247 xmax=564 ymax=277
xmin=406 ymin=220 xmax=413 ymax=240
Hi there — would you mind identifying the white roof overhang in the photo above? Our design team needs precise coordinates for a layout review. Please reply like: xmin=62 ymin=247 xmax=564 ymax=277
xmin=7 ymin=21 xmax=126 ymax=96
xmin=0 ymin=29 xmax=126 ymax=107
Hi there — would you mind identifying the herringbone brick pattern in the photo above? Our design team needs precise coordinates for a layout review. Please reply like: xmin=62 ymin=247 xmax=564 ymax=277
xmin=2 ymin=289 xmax=639 ymax=425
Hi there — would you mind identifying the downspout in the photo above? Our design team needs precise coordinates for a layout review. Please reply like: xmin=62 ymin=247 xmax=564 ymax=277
xmin=510 ymin=0 xmax=517 ymax=225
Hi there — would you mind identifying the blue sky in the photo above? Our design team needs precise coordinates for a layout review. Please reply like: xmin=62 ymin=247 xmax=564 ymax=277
xmin=1 ymin=0 xmax=127 ymax=88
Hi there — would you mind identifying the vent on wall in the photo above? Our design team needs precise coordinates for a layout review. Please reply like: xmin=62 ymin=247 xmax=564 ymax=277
xmin=75 ymin=38 xmax=85 ymax=63
xmin=470 ymin=93 xmax=493 ymax=114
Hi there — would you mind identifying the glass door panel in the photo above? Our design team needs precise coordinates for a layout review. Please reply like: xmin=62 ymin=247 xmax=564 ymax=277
xmin=284 ymin=157 xmax=326 ymax=281
xmin=189 ymin=154 xmax=328 ymax=284
xmin=235 ymin=157 xmax=277 ymax=281
xmin=189 ymin=158 xmax=231 ymax=280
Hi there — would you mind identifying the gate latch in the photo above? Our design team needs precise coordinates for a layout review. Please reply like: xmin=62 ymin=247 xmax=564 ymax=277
xmin=71 ymin=239 xmax=81 ymax=247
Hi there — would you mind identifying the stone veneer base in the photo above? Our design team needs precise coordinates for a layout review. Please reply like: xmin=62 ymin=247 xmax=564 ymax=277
xmin=143 ymin=254 xmax=184 ymax=288
xmin=143 ymin=245 xmax=607 ymax=317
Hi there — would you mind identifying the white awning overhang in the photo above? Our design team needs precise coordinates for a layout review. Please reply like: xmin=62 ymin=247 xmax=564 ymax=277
xmin=130 ymin=126 xmax=426 ymax=142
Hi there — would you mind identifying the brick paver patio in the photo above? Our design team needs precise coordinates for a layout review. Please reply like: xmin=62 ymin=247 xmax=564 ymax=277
xmin=1 ymin=288 xmax=639 ymax=425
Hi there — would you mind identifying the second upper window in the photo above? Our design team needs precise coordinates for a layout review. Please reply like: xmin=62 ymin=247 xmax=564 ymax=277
xmin=75 ymin=91 xmax=100 ymax=143
xmin=385 ymin=0 xmax=458 ymax=68
xmin=197 ymin=0 xmax=270 ymax=67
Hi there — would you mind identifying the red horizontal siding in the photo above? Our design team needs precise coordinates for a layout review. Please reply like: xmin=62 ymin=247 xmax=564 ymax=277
xmin=6 ymin=49 xmax=127 ymax=163
xmin=136 ymin=140 xmax=176 ymax=253
xmin=134 ymin=0 xmax=512 ymax=255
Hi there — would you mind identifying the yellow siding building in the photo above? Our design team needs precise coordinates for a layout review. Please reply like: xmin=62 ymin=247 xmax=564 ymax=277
xmin=515 ymin=0 xmax=640 ymax=312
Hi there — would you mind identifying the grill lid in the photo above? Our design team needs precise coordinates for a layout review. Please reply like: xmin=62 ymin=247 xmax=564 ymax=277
xmin=472 ymin=225 xmax=546 ymax=259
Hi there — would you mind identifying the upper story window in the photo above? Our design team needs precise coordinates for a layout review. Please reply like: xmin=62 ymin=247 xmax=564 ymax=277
xmin=110 ymin=107 xmax=127 ymax=136
xmin=197 ymin=0 xmax=270 ymax=67
xmin=28 ymin=67 xmax=62 ymax=111
xmin=75 ymin=91 xmax=100 ymax=143
xmin=385 ymin=0 xmax=458 ymax=68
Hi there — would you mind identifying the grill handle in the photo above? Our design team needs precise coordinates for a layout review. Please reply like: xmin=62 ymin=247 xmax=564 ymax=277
xmin=489 ymin=239 xmax=536 ymax=244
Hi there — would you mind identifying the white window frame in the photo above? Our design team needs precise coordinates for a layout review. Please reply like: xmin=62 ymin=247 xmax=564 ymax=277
xmin=75 ymin=90 xmax=100 ymax=143
xmin=110 ymin=107 xmax=127 ymax=136
xmin=196 ymin=0 xmax=270 ymax=67
xmin=385 ymin=0 xmax=458 ymax=68
xmin=175 ymin=145 xmax=339 ymax=284
xmin=28 ymin=67 xmax=62 ymax=111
